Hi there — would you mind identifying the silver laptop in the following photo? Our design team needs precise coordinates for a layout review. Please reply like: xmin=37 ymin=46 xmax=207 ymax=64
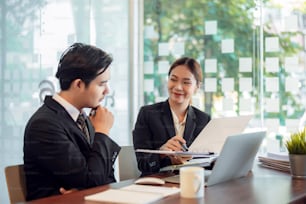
xmin=189 ymin=115 xmax=253 ymax=153
xmin=163 ymin=131 xmax=266 ymax=186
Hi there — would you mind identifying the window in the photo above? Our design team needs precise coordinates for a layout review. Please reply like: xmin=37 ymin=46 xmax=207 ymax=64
xmin=142 ymin=0 xmax=306 ymax=147
xmin=0 ymin=0 xmax=130 ymax=202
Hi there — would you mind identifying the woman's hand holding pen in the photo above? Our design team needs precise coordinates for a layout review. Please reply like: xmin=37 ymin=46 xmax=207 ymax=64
xmin=89 ymin=105 xmax=114 ymax=136
xmin=159 ymin=135 xmax=187 ymax=151
xmin=159 ymin=135 xmax=191 ymax=165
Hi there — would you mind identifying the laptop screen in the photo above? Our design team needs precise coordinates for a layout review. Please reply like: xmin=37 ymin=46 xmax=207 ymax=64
xmin=205 ymin=131 xmax=266 ymax=186
xmin=163 ymin=131 xmax=266 ymax=187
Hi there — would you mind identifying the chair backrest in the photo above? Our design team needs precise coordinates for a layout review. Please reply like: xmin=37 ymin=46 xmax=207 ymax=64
xmin=5 ymin=164 xmax=26 ymax=203
xmin=118 ymin=146 xmax=141 ymax=181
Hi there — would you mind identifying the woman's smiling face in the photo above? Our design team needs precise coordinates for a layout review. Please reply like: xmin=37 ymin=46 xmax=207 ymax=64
xmin=168 ymin=65 xmax=198 ymax=106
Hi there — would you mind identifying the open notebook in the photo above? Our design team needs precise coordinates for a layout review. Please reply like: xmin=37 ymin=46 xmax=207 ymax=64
xmin=163 ymin=131 xmax=266 ymax=186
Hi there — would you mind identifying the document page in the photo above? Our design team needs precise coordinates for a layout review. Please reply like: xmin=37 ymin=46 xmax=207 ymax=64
xmin=160 ymin=157 xmax=216 ymax=171
xmin=189 ymin=115 xmax=253 ymax=153
xmin=135 ymin=149 xmax=215 ymax=157
xmin=121 ymin=184 xmax=180 ymax=197
xmin=84 ymin=189 xmax=163 ymax=204
xmin=84 ymin=184 xmax=180 ymax=204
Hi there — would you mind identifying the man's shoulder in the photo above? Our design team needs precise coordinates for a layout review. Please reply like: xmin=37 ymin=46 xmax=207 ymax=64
xmin=25 ymin=105 xmax=57 ymax=129
xmin=26 ymin=99 xmax=69 ymax=129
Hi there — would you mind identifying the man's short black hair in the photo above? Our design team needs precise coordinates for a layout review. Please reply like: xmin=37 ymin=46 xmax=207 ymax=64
xmin=55 ymin=42 xmax=113 ymax=90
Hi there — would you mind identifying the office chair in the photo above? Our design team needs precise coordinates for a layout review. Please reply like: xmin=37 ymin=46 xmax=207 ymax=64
xmin=5 ymin=164 xmax=26 ymax=204
xmin=118 ymin=146 xmax=141 ymax=181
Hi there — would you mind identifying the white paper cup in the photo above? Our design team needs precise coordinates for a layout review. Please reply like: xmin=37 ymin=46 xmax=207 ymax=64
xmin=180 ymin=166 xmax=204 ymax=198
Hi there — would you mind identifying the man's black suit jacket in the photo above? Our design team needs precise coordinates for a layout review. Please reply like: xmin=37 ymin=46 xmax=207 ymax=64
xmin=133 ymin=100 xmax=210 ymax=175
xmin=23 ymin=96 xmax=121 ymax=201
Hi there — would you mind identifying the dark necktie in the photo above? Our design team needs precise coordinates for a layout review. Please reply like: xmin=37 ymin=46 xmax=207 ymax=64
xmin=77 ymin=113 xmax=90 ymax=142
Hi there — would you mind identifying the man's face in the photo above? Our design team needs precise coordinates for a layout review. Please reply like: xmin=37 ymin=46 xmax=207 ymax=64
xmin=81 ymin=68 xmax=111 ymax=108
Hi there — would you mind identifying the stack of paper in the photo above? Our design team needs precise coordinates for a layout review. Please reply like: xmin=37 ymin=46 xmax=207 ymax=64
xmin=135 ymin=149 xmax=216 ymax=158
xmin=84 ymin=184 xmax=180 ymax=204
xmin=135 ymin=149 xmax=218 ymax=172
xmin=160 ymin=157 xmax=217 ymax=171
xmin=258 ymin=152 xmax=290 ymax=172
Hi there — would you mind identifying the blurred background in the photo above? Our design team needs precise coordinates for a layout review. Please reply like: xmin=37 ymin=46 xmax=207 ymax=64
xmin=1 ymin=0 xmax=306 ymax=202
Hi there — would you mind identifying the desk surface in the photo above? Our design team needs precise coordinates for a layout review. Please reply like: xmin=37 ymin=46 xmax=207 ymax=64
xmin=24 ymin=164 xmax=306 ymax=204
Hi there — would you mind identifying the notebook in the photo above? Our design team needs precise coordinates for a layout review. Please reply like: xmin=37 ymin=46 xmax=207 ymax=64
xmin=84 ymin=184 xmax=180 ymax=204
xmin=163 ymin=131 xmax=266 ymax=186
xmin=189 ymin=115 xmax=253 ymax=153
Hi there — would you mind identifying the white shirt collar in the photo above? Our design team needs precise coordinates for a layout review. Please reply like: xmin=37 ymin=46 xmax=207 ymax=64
xmin=170 ymin=109 xmax=187 ymax=136
xmin=53 ymin=93 xmax=81 ymax=122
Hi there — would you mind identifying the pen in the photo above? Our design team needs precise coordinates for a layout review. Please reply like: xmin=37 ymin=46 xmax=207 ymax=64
xmin=179 ymin=142 xmax=189 ymax=152
xmin=89 ymin=107 xmax=98 ymax=116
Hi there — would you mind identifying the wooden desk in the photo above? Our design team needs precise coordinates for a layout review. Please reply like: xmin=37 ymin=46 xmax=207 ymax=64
xmin=23 ymin=165 xmax=306 ymax=204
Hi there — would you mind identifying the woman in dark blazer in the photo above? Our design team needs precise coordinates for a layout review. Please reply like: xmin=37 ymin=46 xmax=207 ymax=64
xmin=133 ymin=57 xmax=211 ymax=175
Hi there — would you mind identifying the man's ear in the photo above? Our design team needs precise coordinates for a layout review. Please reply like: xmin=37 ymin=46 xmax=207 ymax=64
xmin=71 ymin=79 xmax=83 ymax=89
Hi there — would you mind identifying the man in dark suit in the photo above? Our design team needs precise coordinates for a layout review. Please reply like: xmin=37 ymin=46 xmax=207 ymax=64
xmin=23 ymin=43 xmax=121 ymax=201
xmin=133 ymin=57 xmax=211 ymax=176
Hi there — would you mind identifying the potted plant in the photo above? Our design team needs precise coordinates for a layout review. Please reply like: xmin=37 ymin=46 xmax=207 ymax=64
xmin=285 ymin=128 xmax=306 ymax=179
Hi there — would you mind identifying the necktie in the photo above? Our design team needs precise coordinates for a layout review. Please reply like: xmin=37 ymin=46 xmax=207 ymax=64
xmin=77 ymin=113 xmax=90 ymax=142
